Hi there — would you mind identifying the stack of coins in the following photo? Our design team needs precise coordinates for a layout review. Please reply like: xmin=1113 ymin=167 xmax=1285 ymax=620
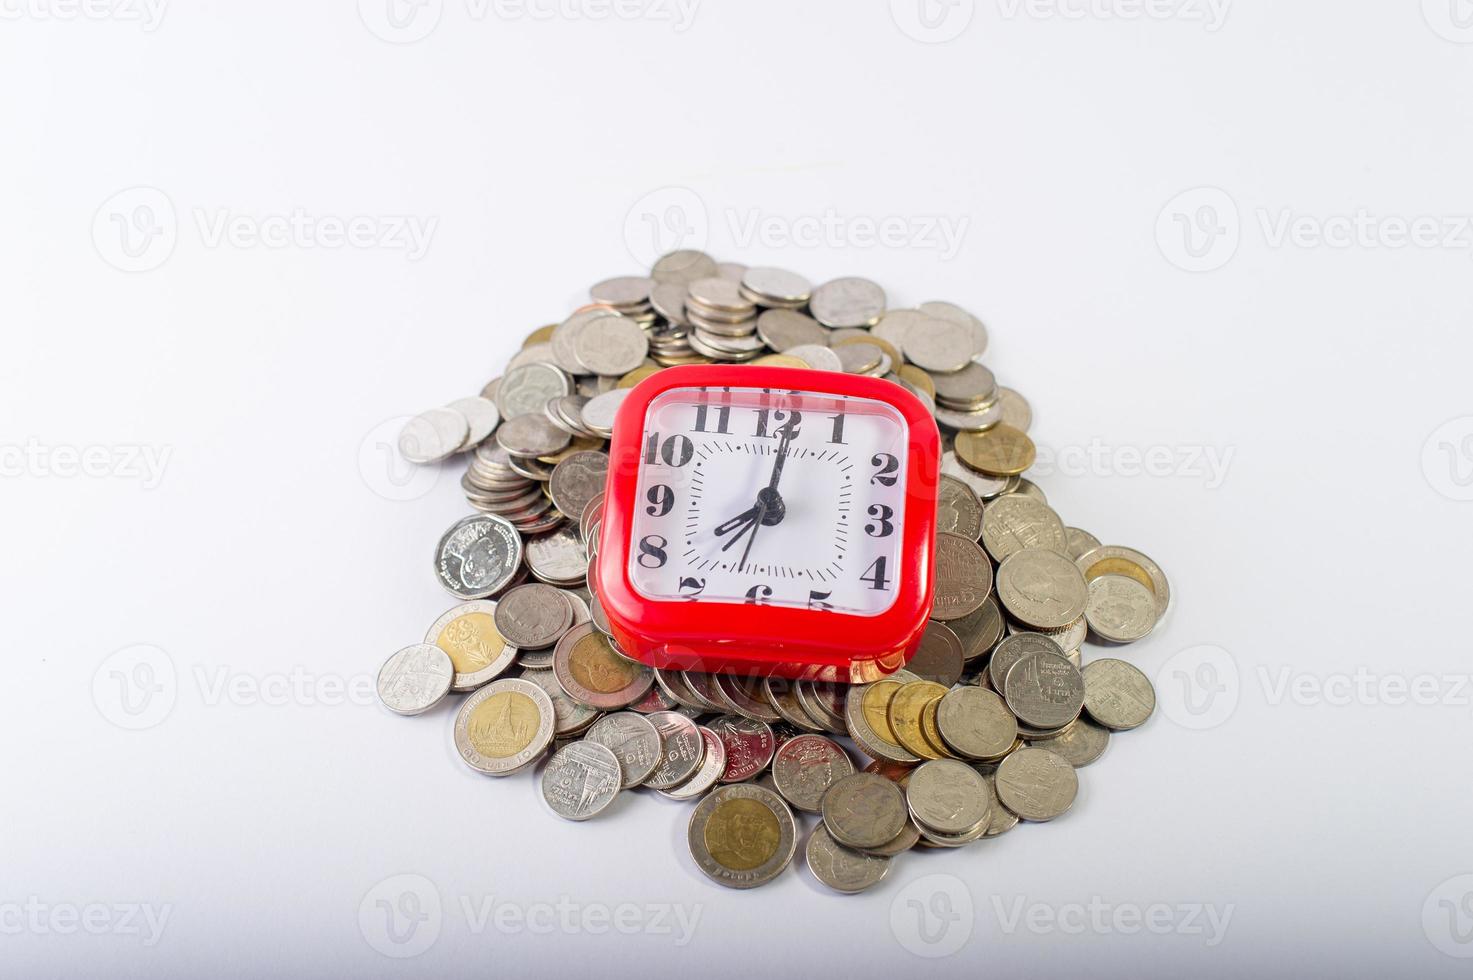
xmin=381 ymin=247 xmax=1170 ymax=893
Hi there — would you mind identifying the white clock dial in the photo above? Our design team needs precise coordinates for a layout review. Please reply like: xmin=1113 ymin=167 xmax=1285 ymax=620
xmin=627 ymin=386 xmax=910 ymax=615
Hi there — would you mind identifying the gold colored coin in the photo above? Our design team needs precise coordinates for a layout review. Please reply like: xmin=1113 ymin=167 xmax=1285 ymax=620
xmin=920 ymin=697 xmax=955 ymax=759
xmin=955 ymin=424 xmax=1036 ymax=476
xmin=466 ymin=691 xmax=540 ymax=758
xmin=523 ymin=324 xmax=556 ymax=346
xmin=751 ymin=354 xmax=808 ymax=369
xmin=897 ymin=364 xmax=935 ymax=398
xmin=569 ymin=632 xmax=640 ymax=694
xmin=888 ymin=681 xmax=950 ymax=761
xmin=861 ymin=680 xmax=909 ymax=749
xmin=704 ymin=798 xmax=781 ymax=871
xmin=617 ymin=366 xmax=662 ymax=388
xmin=435 ymin=613 xmax=506 ymax=673
xmin=539 ymin=434 xmax=604 ymax=465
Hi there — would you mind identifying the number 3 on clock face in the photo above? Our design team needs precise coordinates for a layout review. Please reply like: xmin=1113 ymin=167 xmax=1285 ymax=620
xmin=628 ymin=385 xmax=910 ymax=615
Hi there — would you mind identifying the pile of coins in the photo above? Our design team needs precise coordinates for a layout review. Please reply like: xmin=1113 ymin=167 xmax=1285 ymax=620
xmin=378 ymin=249 xmax=1170 ymax=892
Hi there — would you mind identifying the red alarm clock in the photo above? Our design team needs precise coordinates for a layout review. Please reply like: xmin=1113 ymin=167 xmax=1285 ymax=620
xmin=591 ymin=364 xmax=940 ymax=683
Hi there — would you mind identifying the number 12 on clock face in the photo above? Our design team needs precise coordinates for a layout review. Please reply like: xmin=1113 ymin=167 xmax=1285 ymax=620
xmin=627 ymin=385 xmax=911 ymax=616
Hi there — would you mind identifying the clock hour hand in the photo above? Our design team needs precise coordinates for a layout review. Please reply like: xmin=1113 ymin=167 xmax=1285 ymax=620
xmin=714 ymin=506 xmax=759 ymax=539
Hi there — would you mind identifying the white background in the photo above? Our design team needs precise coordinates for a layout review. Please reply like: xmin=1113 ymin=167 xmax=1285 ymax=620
xmin=4 ymin=1 xmax=1473 ymax=977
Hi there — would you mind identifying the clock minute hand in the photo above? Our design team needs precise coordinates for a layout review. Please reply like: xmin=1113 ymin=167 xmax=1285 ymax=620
xmin=713 ymin=505 xmax=759 ymax=538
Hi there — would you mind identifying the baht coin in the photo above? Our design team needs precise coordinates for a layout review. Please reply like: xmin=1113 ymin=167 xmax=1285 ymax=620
xmin=1028 ymin=716 xmax=1109 ymax=768
xmin=580 ymin=388 xmax=631 ymax=437
xmin=1086 ymin=574 xmax=1159 ymax=643
xmin=805 ymin=825 xmax=891 ymax=894
xmin=1082 ymin=659 xmax=1156 ymax=730
xmin=493 ymin=583 xmax=574 ymax=649
xmin=425 ymin=599 xmax=520 ymax=692
xmin=399 ymin=407 xmax=470 ymax=465
xmin=955 ymin=423 xmax=1035 ymax=476
xmin=524 ymin=525 xmax=587 ymax=586
xmin=977 ymin=770 xmax=1020 ymax=837
xmin=584 ymin=711 xmax=662 ymax=788
xmin=859 ymin=818 xmax=921 ymax=858
xmin=995 ymin=747 xmax=1077 ymax=821
xmin=541 ymin=740 xmax=622 ymax=821
xmin=1003 ymin=650 xmax=1085 ymax=731
xmin=888 ymin=680 xmax=951 ymax=761
xmin=995 ymin=387 xmax=1032 ymax=432
xmin=497 ymin=362 xmax=571 ymax=420
xmin=376 ymin=643 xmax=454 ymax=716
xmin=930 ymin=532 xmax=993 ymax=621
xmin=772 ymin=734 xmax=854 ymax=813
xmin=821 ymin=772 xmax=909 ymax=850
xmin=433 ymin=513 xmax=524 ymax=599
xmin=742 ymin=267 xmax=812 ymax=307
xmin=979 ymin=493 xmax=1068 ymax=564
xmin=659 ymin=726 xmax=727 ymax=801
xmin=795 ymin=680 xmax=847 ymax=735
xmin=949 ymin=594 xmax=1005 ymax=662
xmin=901 ymin=315 xmax=974 ymax=373
xmin=941 ymin=450 xmax=1012 ymax=499
xmin=553 ymin=623 xmax=654 ymax=709
xmin=708 ymin=715 xmax=777 ymax=783
xmin=906 ymin=758 xmax=991 ymax=836
xmin=454 ymin=677 xmax=555 ymax=776
xmin=573 ymin=314 xmax=650 ymax=377
xmin=996 ymin=548 xmax=1089 ymax=631
xmin=688 ymin=784 xmax=798 ymax=889
xmin=643 ymin=710 xmax=706 ymax=790
xmin=651 ymin=249 xmax=718 ymax=284
xmin=936 ymin=475 xmax=983 ymax=539
xmin=755 ymin=308 xmax=825 ymax=351
xmin=1064 ymin=526 xmax=1103 ymax=560
xmin=935 ymin=686 xmax=1017 ymax=760
xmin=783 ymin=344 xmax=843 ymax=373
xmin=496 ymin=413 xmax=572 ymax=458
xmin=762 ymin=677 xmax=825 ymax=733
xmin=712 ymin=674 xmax=783 ymax=725
xmin=809 ymin=276 xmax=886 ymax=329
xmin=548 ymin=451 xmax=609 ymax=527
xmin=988 ymin=632 xmax=1067 ymax=700
xmin=519 ymin=667 xmax=599 ymax=736
xmin=1075 ymin=545 xmax=1171 ymax=621
xmin=917 ymin=300 xmax=988 ymax=358
xmin=906 ymin=621 xmax=966 ymax=686
xmin=844 ymin=674 xmax=921 ymax=765
xmin=446 ymin=395 xmax=501 ymax=450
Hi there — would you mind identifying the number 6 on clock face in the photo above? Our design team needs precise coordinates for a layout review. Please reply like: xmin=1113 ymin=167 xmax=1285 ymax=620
xmin=592 ymin=365 xmax=940 ymax=681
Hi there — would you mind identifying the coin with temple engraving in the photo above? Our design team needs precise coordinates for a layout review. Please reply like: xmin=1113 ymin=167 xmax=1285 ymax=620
xmin=931 ymin=532 xmax=992 ymax=621
xmin=995 ymin=747 xmax=1077 ymax=821
xmin=1003 ymin=650 xmax=1085 ymax=731
xmin=583 ymin=712 xmax=661 ymax=788
xmin=376 ymin=643 xmax=453 ymax=715
xmin=644 ymin=710 xmax=706 ymax=790
xmin=454 ymin=677 xmax=555 ymax=776
xmin=1082 ymin=659 xmax=1156 ymax=730
xmin=658 ymin=726 xmax=726 ymax=801
xmin=541 ymin=741 xmax=622 ymax=820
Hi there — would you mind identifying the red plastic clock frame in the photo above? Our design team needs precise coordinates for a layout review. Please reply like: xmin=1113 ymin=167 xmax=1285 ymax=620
xmin=591 ymin=364 xmax=941 ymax=684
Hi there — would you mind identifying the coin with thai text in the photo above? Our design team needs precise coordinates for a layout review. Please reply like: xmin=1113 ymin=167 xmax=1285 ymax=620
xmin=541 ymin=740 xmax=622 ymax=820
xmin=1082 ymin=658 xmax=1156 ymax=730
xmin=376 ymin=643 xmax=453 ymax=715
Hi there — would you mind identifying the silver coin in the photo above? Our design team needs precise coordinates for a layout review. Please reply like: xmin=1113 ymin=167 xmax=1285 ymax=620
xmin=643 ymin=710 xmax=705 ymax=790
xmin=906 ymin=621 xmax=965 ymax=686
xmin=541 ymin=740 xmax=622 ymax=820
xmin=1086 ymin=574 xmax=1158 ymax=643
xmin=933 ymin=400 xmax=1005 ymax=433
xmin=687 ymin=276 xmax=756 ymax=314
xmin=708 ymin=714 xmax=777 ymax=783
xmin=445 ymin=396 xmax=500 ymax=451
xmin=980 ymin=494 xmax=1068 ymax=564
xmin=650 ymin=280 xmax=690 ymax=326
xmin=712 ymin=674 xmax=783 ymax=725
xmin=453 ymin=677 xmax=555 ymax=776
xmin=497 ymin=362 xmax=572 ymax=419
xmin=399 ymin=407 xmax=469 ymax=464
xmin=949 ymin=594 xmax=1005 ymax=662
xmin=995 ymin=747 xmax=1077 ymax=821
xmin=762 ymin=676 xmax=825 ymax=733
xmin=519 ymin=665 xmax=599 ymax=736
xmin=524 ymin=525 xmax=587 ymax=586
xmin=805 ymin=825 xmax=891 ymax=894
xmin=917 ymin=300 xmax=988 ymax=358
xmin=548 ymin=451 xmax=609 ymax=527
xmin=584 ymin=711 xmax=662 ymax=788
xmin=809 ymin=277 xmax=886 ymax=329
xmin=937 ymin=475 xmax=983 ymax=539
xmin=496 ymin=413 xmax=572 ymax=458
xmin=651 ymin=249 xmax=718 ymax=284
xmin=988 ymin=632 xmax=1066 ymax=700
xmin=906 ymin=758 xmax=991 ymax=835
xmin=741 ymin=266 xmax=812 ymax=306
xmin=755 ymin=309 xmax=825 ymax=351
xmin=1003 ymin=650 xmax=1084 ymax=731
xmin=493 ymin=583 xmax=573 ymax=649
xmin=658 ymin=726 xmax=726 ymax=800
xmin=821 ymin=772 xmax=908 ymax=850
xmin=1064 ymin=526 xmax=1103 ymax=560
xmin=590 ymin=275 xmax=654 ymax=309
xmin=901 ymin=315 xmax=974 ymax=373
xmin=929 ymin=361 xmax=997 ymax=409
xmin=376 ymin=643 xmax=453 ymax=715
xmin=771 ymin=734 xmax=855 ymax=813
xmin=870 ymin=308 xmax=931 ymax=355
xmin=995 ymin=387 xmax=1032 ymax=431
xmin=687 ymin=784 xmax=797 ymax=889
xmin=1082 ymin=658 xmax=1156 ymax=730
xmin=930 ymin=532 xmax=992 ymax=622
xmin=858 ymin=818 xmax=921 ymax=858
xmin=1028 ymin=716 xmax=1109 ymax=767
xmin=573 ymin=314 xmax=650 ymax=377
xmin=580 ymin=388 xmax=631 ymax=436
xmin=941 ymin=450 xmax=1012 ymax=499
xmin=784 ymin=344 xmax=844 ymax=372
xmin=997 ymin=547 xmax=1089 ymax=631
xmin=935 ymin=686 xmax=1017 ymax=760
xmin=434 ymin=514 xmax=523 ymax=599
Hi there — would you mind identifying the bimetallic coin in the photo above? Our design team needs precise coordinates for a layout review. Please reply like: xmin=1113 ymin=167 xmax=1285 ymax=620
xmin=659 ymin=727 xmax=726 ymax=801
xmin=541 ymin=741 xmax=622 ymax=820
xmin=376 ymin=643 xmax=453 ymax=715
xmin=425 ymin=600 xmax=520 ymax=692
xmin=584 ymin=712 xmax=662 ymax=788
xmin=821 ymin=772 xmax=908 ymax=850
xmin=996 ymin=548 xmax=1089 ymax=631
xmin=399 ymin=407 xmax=469 ymax=465
xmin=937 ymin=475 xmax=984 ymax=540
xmin=454 ymin=677 xmax=555 ymax=776
xmin=1086 ymin=574 xmax=1158 ymax=642
xmin=955 ymin=424 xmax=1035 ymax=476
xmin=995 ymin=747 xmax=1077 ymax=821
xmin=930 ymin=532 xmax=993 ymax=622
xmin=988 ymin=632 xmax=1067 ymax=700
xmin=1003 ymin=650 xmax=1085 ymax=731
xmin=1028 ymin=716 xmax=1109 ymax=767
xmin=935 ymin=686 xmax=1018 ymax=760
xmin=708 ymin=715 xmax=777 ymax=783
xmin=493 ymin=583 xmax=573 ymax=649
xmin=1076 ymin=545 xmax=1171 ymax=620
xmin=434 ymin=513 xmax=523 ymax=599
xmin=644 ymin=710 xmax=705 ymax=790
xmin=888 ymin=681 xmax=951 ymax=761
xmin=771 ymin=734 xmax=854 ymax=813
xmin=552 ymin=623 xmax=654 ymax=709
xmin=844 ymin=675 xmax=920 ymax=765
xmin=906 ymin=758 xmax=991 ymax=836
xmin=1082 ymin=659 xmax=1156 ymax=730
xmin=688 ymin=784 xmax=798 ymax=889
xmin=980 ymin=494 xmax=1068 ymax=564
xmin=805 ymin=825 xmax=891 ymax=894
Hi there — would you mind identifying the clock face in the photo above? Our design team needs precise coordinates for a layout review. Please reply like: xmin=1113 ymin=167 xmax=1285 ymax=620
xmin=627 ymin=385 xmax=910 ymax=616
